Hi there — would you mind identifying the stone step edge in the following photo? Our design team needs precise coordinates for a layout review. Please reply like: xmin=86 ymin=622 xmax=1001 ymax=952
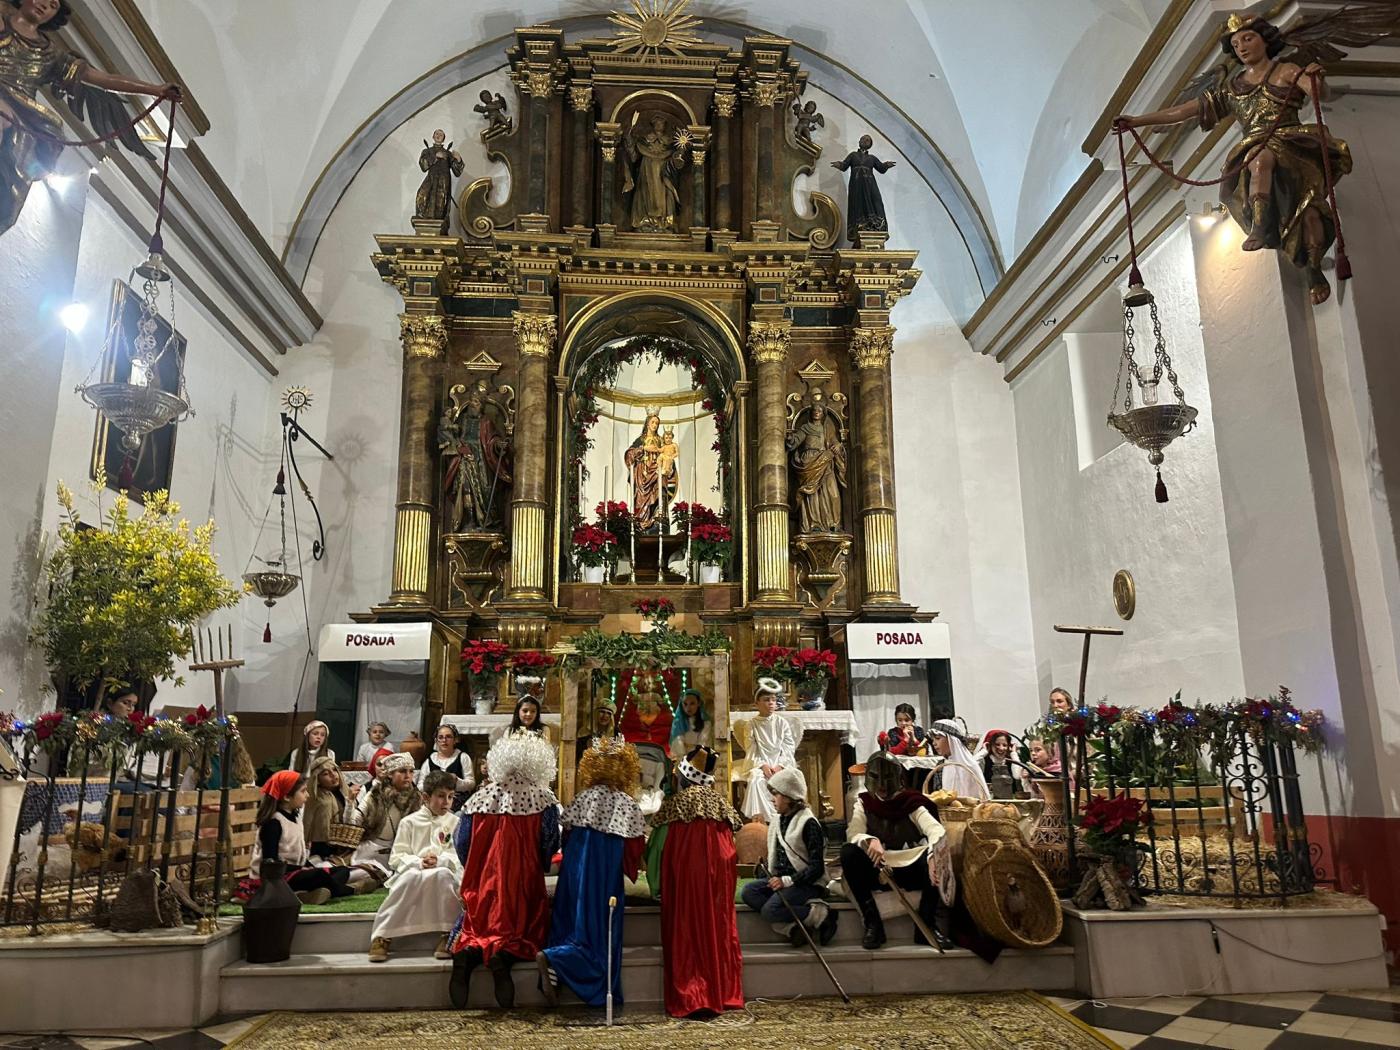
xmin=222 ymin=943 xmax=1072 ymax=977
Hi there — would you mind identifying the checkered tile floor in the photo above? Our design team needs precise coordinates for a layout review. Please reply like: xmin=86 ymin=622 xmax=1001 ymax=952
xmin=1048 ymin=985 xmax=1400 ymax=1048
xmin=3 ymin=987 xmax=1397 ymax=1048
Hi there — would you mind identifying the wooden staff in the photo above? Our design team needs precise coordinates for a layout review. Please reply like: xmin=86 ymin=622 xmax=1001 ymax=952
xmin=757 ymin=862 xmax=852 ymax=999
xmin=877 ymin=864 xmax=945 ymax=954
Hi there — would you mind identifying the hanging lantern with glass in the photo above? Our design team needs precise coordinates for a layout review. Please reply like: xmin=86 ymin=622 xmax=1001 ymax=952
xmin=77 ymin=102 xmax=192 ymax=467
xmin=1105 ymin=127 xmax=1198 ymax=503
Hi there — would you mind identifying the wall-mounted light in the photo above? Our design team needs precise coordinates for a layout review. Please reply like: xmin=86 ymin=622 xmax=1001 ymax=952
xmin=58 ymin=302 xmax=90 ymax=334
xmin=43 ymin=172 xmax=73 ymax=191
xmin=1195 ymin=201 xmax=1228 ymax=226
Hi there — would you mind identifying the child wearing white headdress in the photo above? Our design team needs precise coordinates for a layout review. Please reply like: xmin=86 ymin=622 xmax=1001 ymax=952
xmin=736 ymin=677 xmax=801 ymax=823
xmin=926 ymin=719 xmax=990 ymax=800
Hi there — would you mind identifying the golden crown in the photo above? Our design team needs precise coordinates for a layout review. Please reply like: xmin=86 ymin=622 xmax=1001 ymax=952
xmin=1226 ymin=13 xmax=1251 ymax=33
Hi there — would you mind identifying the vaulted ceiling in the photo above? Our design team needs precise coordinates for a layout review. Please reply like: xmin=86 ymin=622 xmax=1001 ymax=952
xmin=132 ymin=0 xmax=1168 ymax=296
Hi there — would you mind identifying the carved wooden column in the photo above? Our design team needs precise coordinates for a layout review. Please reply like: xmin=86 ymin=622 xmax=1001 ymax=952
xmin=569 ymin=85 xmax=593 ymax=227
xmin=850 ymin=324 xmax=901 ymax=605
xmin=688 ymin=124 xmax=710 ymax=233
xmin=752 ymin=80 xmax=782 ymax=223
xmin=712 ymin=90 xmax=735 ymax=231
xmin=507 ymin=311 xmax=556 ymax=601
xmin=749 ymin=318 xmax=793 ymax=602
xmin=596 ymin=122 xmax=621 ymax=231
xmin=388 ymin=313 xmax=446 ymax=606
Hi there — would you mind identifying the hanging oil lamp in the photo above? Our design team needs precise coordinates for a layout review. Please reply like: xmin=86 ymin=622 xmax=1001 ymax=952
xmin=1106 ymin=129 xmax=1198 ymax=503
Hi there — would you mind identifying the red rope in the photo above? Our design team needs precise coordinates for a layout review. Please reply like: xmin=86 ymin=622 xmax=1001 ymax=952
xmin=148 ymin=97 xmax=178 ymax=252
xmin=21 ymin=91 xmax=171 ymax=149
xmin=1310 ymin=71 xmax=1351 ymax=281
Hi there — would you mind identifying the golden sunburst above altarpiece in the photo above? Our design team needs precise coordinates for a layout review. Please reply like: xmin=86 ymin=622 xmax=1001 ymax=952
xmin=607 ymin=0 xmax=705 ymax=57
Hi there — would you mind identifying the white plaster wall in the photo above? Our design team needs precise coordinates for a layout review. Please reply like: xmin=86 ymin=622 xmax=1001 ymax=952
xmin=24 ymin=193 xmax=275 ymax=720
xmin=1012 ymin=224 xmax=1245 ymax=726
xmin=0 ymin=178 xmax=87 ymax=715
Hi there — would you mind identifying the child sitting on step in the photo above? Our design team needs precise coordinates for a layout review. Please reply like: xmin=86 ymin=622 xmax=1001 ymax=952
xmin=740 ymin=767 xmax=838 ymax=947
xmin=250 ymin=771 xmax=354 ymax=904
xmin=357 ymin=721 xmax=396 ymax=765
xmin=368 ymin=770 xmax=462 ymax=963
xmin=351 ymin=752 xmax=421 ymax=881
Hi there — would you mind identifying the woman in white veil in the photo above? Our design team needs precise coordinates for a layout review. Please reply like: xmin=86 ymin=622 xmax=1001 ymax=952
xmin=927 ymin=719 xmax=989 ymax=800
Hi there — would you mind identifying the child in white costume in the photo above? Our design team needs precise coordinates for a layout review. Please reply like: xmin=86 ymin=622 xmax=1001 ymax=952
xmin=738 ymin=678 xmax=801 ymax=823
xmin=369 ymin=770 xmax=462 ymax=962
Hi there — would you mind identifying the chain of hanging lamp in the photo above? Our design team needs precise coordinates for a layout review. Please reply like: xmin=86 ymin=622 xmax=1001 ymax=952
xmin=1106 ymin=125 xmax=1199 ymax=504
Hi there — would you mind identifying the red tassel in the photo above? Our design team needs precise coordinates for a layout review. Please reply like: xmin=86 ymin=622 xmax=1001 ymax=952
xmin=1335 ymin=250 xmax=1352 ymax=282
xmin=1155 ymin=469 xmax=1169 ymax=504
xmin=118 ymin=455 xmax=135 ymax=490
xmin=263 ymin=622 xmax=272 ymax=643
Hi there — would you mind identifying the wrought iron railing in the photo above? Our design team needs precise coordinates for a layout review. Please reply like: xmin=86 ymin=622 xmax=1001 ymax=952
xmin=1044 ymin=694 xmax=1323 ymax=905
xmin=1 ymin=727 xmax=252 ymax=933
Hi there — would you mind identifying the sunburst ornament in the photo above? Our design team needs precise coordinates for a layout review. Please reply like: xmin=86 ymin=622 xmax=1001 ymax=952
xmin=281 ymin=386 xmax=313 ymax=414
xmin=608 ymin=0 xmax=704 ymax=57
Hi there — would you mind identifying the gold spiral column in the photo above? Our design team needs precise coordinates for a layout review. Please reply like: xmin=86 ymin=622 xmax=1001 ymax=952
xmin=507 ymin=311 xmax=556 ymax=600
xmin=851 ymin=325 xmax=902 ymax=605
xmin=750 ymin=319 xmax=792 ymax=603
xmin=387 ymin=313 xmax=446 ymax=606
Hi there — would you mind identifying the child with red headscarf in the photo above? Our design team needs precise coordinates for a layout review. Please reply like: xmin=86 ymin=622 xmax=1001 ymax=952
xmin=250 ymin=771 xmax=354 ymax=904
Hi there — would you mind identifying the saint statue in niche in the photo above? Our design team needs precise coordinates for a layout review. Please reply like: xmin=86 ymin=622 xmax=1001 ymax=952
xmin=831 ymin=134 xmax=896 ymax=244
xmin=623 ymin=410 xmax=679 ymax=533
xmin=438 ymin=381 xmax=513 ymax=531
xmin=787 ymin=402 xmax=846 ymax=533
xmin=622 ymin=112 xmax=691 ymax=232
xmin=414 ymin=128 xmax=463 ymax=232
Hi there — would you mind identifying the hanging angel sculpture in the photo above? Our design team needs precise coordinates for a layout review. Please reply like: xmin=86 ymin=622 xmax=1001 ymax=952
xmin=1 ymin=0 xmax=180 ymax=237
xmin=1114 ymin=6 xmax=1400 ymax=305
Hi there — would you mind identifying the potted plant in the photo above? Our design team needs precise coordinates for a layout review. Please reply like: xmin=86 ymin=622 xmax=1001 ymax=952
xmin=690 ymin=522 xmax=733 ymax=583
xmin=789 ymin=647 xmax=838 ymax=709
xmin=35 ymin=480 xmax=244 ymax=708
xmin=461 ymin=639 xmax=511 ymax=715
xmin=509 ymin=650 xmax=555 ymax=702
xmin=632 ymin=596 xmax=676 ymax=633
xmin=571 ymin=523 xmax=619 ymax=583
xmin=596 ymin=500 xmax=632 ymax=575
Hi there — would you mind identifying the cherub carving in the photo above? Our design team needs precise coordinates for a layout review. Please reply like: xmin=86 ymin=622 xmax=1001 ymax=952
xmin=474 ymin=89 xmax=511 ymax=133
xmin=791 ymin=99 xmax=824 ymax=148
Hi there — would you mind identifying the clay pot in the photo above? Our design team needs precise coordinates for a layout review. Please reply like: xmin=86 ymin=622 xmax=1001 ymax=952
xmin=735 ymin=819 xmax=769 ymax=865
xmin=398 ymin=732 xmax=429 ymax=766
xmin=1028 ymin=778 xmax=1073 ymax=893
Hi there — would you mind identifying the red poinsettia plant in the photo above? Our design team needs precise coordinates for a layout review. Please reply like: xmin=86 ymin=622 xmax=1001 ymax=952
xmin=1078 ymin=791 xmax=1152 ymax=868
xmin=690 ymin=522 xmax=733 ymax=565
xmin=510 ymin=650 xmax=556 ymax=671
xmin=571 ymin=523 xmax=619 ymax=569
xmin=753 ymin=645 xmax=795 ymax=678
xmin=790 ymin=647 xmax=839 ymax=685
xmin=595 ymin=500 xmax=632 ymax=537
xmin=671 ymin=501 xmax=721 ymax=529
xmin=461 ymin=638 xmax=511 ymax=676
xmin=632 ymin=597 xmax=676 ymax=626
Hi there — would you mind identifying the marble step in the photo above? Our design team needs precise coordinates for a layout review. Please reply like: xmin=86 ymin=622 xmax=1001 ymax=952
xmin=288 ymin=902 xmax=912 ymax=955
xmin=219 ymin=943 xmax=1077 ymax=1013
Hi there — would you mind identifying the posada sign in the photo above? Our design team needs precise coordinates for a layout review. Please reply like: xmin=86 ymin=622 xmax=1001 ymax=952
xmin=845 ymin=622 xmax=950 ymax=660
xmin=317 ymin=622 xmax=432 ymax=662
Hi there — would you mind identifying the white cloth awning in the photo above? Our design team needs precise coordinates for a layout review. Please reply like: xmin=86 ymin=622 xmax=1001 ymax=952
xmin=317 ymin=622 xmax=432 ymax=662
xmin=845 ymin=622 xmax=950 ymax=661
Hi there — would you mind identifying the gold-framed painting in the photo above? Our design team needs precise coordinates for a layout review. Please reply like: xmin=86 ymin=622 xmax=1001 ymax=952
xmin=89 ymin=279 xmax=187 ymax=502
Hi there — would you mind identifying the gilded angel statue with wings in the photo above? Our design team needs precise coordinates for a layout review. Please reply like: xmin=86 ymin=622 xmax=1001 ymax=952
xmin=1116 ymin=5 xmax=1400 ymax=305
xmin=1 ymin=0 xmax=180 ymax=237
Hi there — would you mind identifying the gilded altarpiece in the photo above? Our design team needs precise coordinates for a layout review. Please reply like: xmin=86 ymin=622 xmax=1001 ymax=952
xmin=369 ymin=18 xmax=926 ymax=809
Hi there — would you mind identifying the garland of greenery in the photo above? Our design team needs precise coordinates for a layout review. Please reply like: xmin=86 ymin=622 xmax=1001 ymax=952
xmin=560 ymin=623 xmax=733 ymax=675
xmin=566 ymin=336 xmax=735 ymax=528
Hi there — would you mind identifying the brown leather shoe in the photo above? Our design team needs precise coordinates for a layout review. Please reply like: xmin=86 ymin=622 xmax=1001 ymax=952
xmin=368 ymin=936 xmax=390 ymax=963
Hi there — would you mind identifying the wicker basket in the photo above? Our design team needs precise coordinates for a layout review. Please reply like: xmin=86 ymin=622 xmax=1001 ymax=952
xmin=961 ymin=818 xmax=1063 ymax=950
xmin=328 ymin=822 xmax=364 ymax=849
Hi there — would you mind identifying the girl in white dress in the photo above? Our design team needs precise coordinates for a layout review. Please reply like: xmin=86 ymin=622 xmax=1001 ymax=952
xmin=740 ymin=678 xmax=801 ymax=823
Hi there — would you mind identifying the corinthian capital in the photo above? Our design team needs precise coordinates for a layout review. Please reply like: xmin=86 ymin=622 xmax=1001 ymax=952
xmin=850 ymin=325 xmax=895 ymax=369
xmin=400 ymin=313 xmax=447 ymax=360
xmin=513 ymin=311 xmax=558 ymax=358
xmin=747 ymin=319 xmax=792 ymax=364
xmin=713 ymin=90 xmax=737 ymax=119
xmin=569 ymin=85 xmax=594 ymax=112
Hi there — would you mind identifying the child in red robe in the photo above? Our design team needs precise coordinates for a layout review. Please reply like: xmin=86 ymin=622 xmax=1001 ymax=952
xmin=645 ymin=745 xmax=745 ymax=1018
xmin=447 ymin=733 xmax=559 ymax=1009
